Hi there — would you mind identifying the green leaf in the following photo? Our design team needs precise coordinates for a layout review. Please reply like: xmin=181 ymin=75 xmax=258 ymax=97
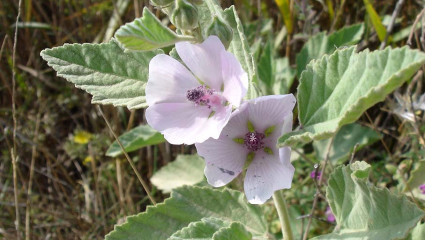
xmin=409 ymin=223 xmax=425 ymax=240
xmin=258 ymin=41 xmax=274 ymax=90
xmin=296 ymin=23 xmax=364 ymax=77
xmin=106 ymin=125 xmax=165 ymax=157
xmin=212 ymin=222 xmax=252 ymax=240
xmin=363 ymin=0 xmax=387 ymax=42
xmin=105 ymin=186 xmax=267 ymax=240
xmin=279 ymin=46 xmax=425 ymax=147
xmin=40 ymin=40 xmax=160 ymax=109
xmin=313 ymin=123 xmax=380 ymax=164
xmin=257 ymin=42 xmax=295 ymax=95
xmin=393 ymin=23 xmax=422 ymax=43
xmin=274 ymin=57 xmax=295 ymax=94
xmin=405 ymin=160 xmax=425 ymax=192
xmin=350 ymin=161 xmax=371 ymax=179
xmin=198 ymin=1 xmax=258 ymax=99
xmin=151 ymin=155 xmax=205 ymax=193
xmin=169 ymin=217 xmax=252 ymax=240
xmin=115 ymin=7 xmax=192 ymax=51
xmin=313 ymin=162 xmax=424 ymax=239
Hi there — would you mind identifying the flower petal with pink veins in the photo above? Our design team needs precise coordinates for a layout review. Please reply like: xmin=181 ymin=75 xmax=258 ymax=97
xmin=146 ymin=36 xmax=248 ymax=145
xmin=146 ymin=54 xmax=199 ymax=106
xmin=248 ymin=95 xmax=296 ymax=132
xmin=176 ymin=36 xmax=225 ymax=90
xmin=221 ymin=51 xmax=248 ymax=107
xmin=279 ymin=147 xmax=292 ymax=166
xmin=146 ymin=102 xmax=232 ymax=145
xmin=195 ymin=95 xmax=296 ymax=203
xmin=196 ymin=137 xmax=248 ymax=187
xmin=244 ymin=152 xmax=295 ymax=204
xmin=218 ymin=103 xmax=250 ymax=138
xmin=264 ymin=113 xmax=293 ymax=153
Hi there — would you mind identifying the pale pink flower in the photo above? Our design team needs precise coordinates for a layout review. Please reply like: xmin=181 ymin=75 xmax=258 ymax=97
xmin=325 ymin=206 xmax=336 ymax=222
xmin=419 ymin=184 xmax=425 ymax=194
xmin=145 ymin=36 xmax=248 ymax=145
xmin=310 ymin=170 xmax=322 ymax=180
xmin=195 ymin=95 xmax=296 ymax=204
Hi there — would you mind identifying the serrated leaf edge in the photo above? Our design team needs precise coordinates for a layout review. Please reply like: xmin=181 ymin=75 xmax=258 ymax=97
xmin=279 ymin=46 xmax=425 ymax=147
xmin=104 ymin=186 xmax=267 ymax=239
xmin=324 ymin=164 xmax=425 ymax=239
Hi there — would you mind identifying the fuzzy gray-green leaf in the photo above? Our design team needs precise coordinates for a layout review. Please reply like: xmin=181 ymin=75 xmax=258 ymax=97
xmin=168 ymin=217 xmax=252 ymax=240
xmin=151 ymin=155 xmax=205 ymax=193
xmin=296 ymin=23 xmax=364 ymax=77
xmin=105 ymin=186 xmax=267 ymax=240
xmin=106 ymin=125 xmax=165 ymax=157
xmin=279 ymin=46 xmax=425 ymax=147
xmin=313 ymin=162 xmax=424 ymax=239
xmin=115 ymin=7 xmax=192 ymax=51
xmin=40 ymin=40 xmax=160 ymax=109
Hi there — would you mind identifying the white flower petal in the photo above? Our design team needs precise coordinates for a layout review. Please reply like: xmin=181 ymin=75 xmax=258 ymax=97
xmin=248 ymin=95 xmax=296 ymax=132
xmin=279 ymin=147 xmax=292 ymax=166
xmin=146 ymin=54 xmax=199 ymax=106
xmin=176 ymin=36 xmax=225 ymax=90
xmin=146 ymin=103 xmax=232 ymax=145
xmin=281 ymin=113 xmax=293 ymax=135
xmin=264 ymin=113 xmax=293 ymax=152
xmin=244 ymin=152 xmax=295 ymax=204
xmin=196 ymin=137 xmax=248 ymax=187
xmin=202 ymin=105 xmax=233 ymax=141
xmin=195 ymin=102 xmax=251 ymax=186
xmin=221 ymin=51 xmax=248 ymax=107
xmin=221 ymin=102 xmax=250 ymax=138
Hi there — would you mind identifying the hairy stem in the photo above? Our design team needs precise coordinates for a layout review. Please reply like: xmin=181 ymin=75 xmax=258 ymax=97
xmin=273 ymin=190 xmax=294 ymax=240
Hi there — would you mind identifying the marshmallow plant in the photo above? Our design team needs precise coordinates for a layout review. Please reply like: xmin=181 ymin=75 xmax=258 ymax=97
xmin=145 ymin=36 xmax=248 ymax=145
xmin=41 ymin=0 xmax=425 ymax=239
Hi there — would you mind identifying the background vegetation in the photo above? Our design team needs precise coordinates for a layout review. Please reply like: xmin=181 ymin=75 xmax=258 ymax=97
xmin=1 ymin=0 xmax=425 ymax=239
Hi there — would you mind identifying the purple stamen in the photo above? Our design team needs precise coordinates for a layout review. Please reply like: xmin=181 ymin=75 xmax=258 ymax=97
xmin=186 ymin=85 xmax=214 ymax=105
xmin=244 ymin=132 xmax=265 ymax=152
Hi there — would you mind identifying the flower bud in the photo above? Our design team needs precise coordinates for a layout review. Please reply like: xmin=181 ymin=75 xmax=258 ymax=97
xmin=150 ymin=0 xmax=174 ymax=7
xmin=207 ymin=17 xmax=233 ymax=48
xmin=171 ymin=0 xmax=199 ymax=31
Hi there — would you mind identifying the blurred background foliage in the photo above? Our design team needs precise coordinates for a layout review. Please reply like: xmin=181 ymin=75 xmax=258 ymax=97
xmin=1 ymin=0 xmax=425 ymax=239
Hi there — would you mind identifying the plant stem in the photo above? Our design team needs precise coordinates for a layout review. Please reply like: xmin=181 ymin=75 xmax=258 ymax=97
xmin=273 ymin=190 xmax=294 ymax=240
xmin=97 ymin=105 xmax=157 ymax=205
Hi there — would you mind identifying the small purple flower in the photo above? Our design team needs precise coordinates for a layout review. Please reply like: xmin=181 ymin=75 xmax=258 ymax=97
xmin=310 ymin=170 xmax=322 ymax=180
xmin=195 ymin=95 xmax=296 ymax=204
xmin=145 ymin=36 xmax=248 ymax=145
xmin=325 ymin=206 xmax=336 ymax=222
xmin=419 ymin=184 xmax=425 ymax=194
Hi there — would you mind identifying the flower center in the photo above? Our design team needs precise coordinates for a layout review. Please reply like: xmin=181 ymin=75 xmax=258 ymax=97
xmin=244 ymin=131 xmax=265 ymax=152
xmin=187 ymin=85 xmax=211 ymax=102
xmin=186 ymin=85 xmax=224 ymax=109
